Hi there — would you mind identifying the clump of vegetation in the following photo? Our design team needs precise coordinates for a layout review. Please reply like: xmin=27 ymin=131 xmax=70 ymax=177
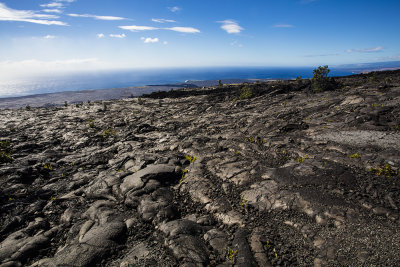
xmin=370 ymin=164 xmax=399 ymax=178
xmin=103 ymin=128 xmax=116 ymax=137
xmin=88 ymin=119 xmax=95 ymax=128
xmin=0 ymin=140 xmax=13 ymax=163
xmin=43 ymin=163 xmax=53 ymax=170
xmin=239 ymin=86 xmax=253 ymax=99
xmin=240 ymin=196 xmax=248 ymax=207
xmin=296 ymin=155 xmax=309 ymax=163
xmin=64 ymin=101 xmax=68 ymax=107
xmin=218 ymin=80 xmax=223 ymax=87
xmin=186 ymin=155 xmax=196 ymax=164
xmin=349 ymin=153 xmax=361 ymax=159
xmin=312 ymin=65 xmax=337 ymax=92
xmin=179 ymin=168 xmax=188 ymax=183
xmin=228 ymin=249 xmax=238 ymax=261
xmin=26 ymin=105 xmax=31 ymax=110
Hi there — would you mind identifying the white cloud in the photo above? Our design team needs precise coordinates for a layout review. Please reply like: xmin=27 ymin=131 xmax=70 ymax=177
xmin=119 ymin=25 xmax=200 ymax=34
xmin=168 ymin=6 xmax=181 ymax=12
xmin=40 ymin=3 xmax=63 ymax=8
xmin=0 ymin=3 xmax=67 ymax=25
xmin=141 ymin=37 xmax=159 ymax=43
xmin=68 ymin=13 xmax=126 ymax=20
xmin=42 ymin=9 xmax=62 ymax=13
xmin=110 ymin=33 xmax=126 ymax=38
xmin=218 ymin=20 xmax=243 ymax=34
xmin=163 ymin=41 xmax=168 ymax=45
xmin=97 ymin=33 xmax=105 ymax=38
xmin=119 ymin=25 xmax=158 ymax=32
xmin=273 ymin=24 xmax=294 ymax=28
xmin=166 ymin=27 xmax=200 ymax=33
xmin=346 ymin=46 xmax=383 ymax=53
xmin=152 ymin=18 xmax=176 ymax=23
xmin=44 ymin=35 xmax=55 ymax=39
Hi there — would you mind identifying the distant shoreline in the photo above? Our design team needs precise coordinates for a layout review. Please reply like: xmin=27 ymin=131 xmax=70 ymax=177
xmin=1 ymin=65 xmax=400 ymax=109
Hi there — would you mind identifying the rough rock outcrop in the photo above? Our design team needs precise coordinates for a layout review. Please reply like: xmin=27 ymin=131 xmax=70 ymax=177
xmin=1 ymin=70 xmax=400 ymax=266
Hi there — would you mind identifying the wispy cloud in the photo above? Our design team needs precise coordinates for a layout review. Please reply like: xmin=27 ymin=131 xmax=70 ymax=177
xmin=141 ymin=37 xmax=159 ymax=43
xmin=0 ymin=3 xmax=67 ymax=25
xmin=40 ymin=2 xmax=63 ymax=8
xmin=119 ymin=25 xmax=158 ymax=31
xmin=273 ymin=24 xmax=294 ymax=28
xmin=42 ymin=9 xmax=62 ymax=13
xmin=44 ymin=34 xmax=55 ymax=39
xmin=68 ymin=13 xmax=126 ymax=21
xmin=163 ymin=41 xmax=168 ymax=45
xmin=346 ymin=46 xmax=383 ymax=53
xmin=218 ymin=20 xmax=243 ymax=34
xmin=110 ymin=33 xmax=126 ymax=38
xmin=119 ymin=25 xmax=200 ymax=33
xmin=97 ymin=33 xmax=105 ymax=38
xmin=166 ymin=27 xmax=200 ymax=33
xmin=230 ymin=40 xmax=243 ymax=48
xmin=168 ymin=6 xmax=181 ymax=13
xmin=152 ymin=18 xmax=176 ymax=23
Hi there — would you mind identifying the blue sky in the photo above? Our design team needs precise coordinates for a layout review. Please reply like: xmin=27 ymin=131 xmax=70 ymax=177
xmin=0 ymin=0 xmax=399 ymax=78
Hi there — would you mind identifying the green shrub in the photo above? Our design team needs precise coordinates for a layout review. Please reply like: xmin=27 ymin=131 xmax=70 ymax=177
xmin=312 ymin=65 xmax=330 ymax=92
xmin=0 ymin=140 xmax=13 ymax=163
xmin=239 ymin=86 xmax=253 ymax=99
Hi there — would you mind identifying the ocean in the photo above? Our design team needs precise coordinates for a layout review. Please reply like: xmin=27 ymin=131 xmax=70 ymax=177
xmin=0 ymin=67 xmax=356 ymax=98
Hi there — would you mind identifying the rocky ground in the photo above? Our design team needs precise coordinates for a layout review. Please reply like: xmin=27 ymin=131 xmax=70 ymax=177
xmin=0 ymin=70 xmax=400 ymax=266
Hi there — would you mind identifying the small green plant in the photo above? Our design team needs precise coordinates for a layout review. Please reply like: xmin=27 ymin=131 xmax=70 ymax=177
xmin=235 ymin=151 xmax=241 ymax=155
xmin=218 ymin=80 xmax=223 ymax=87
xmin=240 ymin=196 xmax=248 ymax=207
xmin=26 ymin=105 xmax=31 ymax=110
xmin=64 ymin=101 xmax=68 ymax=107
xmin=186 ymin=155 xmax=196 ymax=164
xmin=371 ymin=103 xmax=384 ymax=108
xmin=103 ymin=128 xmax=116 ymax=137
xmin=43 ymin=163 xmax=53 ymax=170
xmin=0 ymin=141 xmax=13 ymax=163
xmin=88 ymin=119 xmax=95 ymax=128
xmin=179 ymin=168 xmax=188 ymax=183
xmin=228 ymin=249 xmax=238 ymax=261
xmin=245 ymin=136 xmax=256 ymax=143
xmin=239 ymin=86 xmax=253 ymax=99
xmin=370 ymin=164 xmax=399 ymax=178
xmin=50 ymin=196 xmax=57 ymax=201
xmin=158 ymin=99 xmax=162 ymax=107
xmin=349 ymin=153 xmax=361 ymax=159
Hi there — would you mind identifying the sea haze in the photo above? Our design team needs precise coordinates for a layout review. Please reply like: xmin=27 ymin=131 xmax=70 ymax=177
xmin=0 ymin=67 xmax=355 ymax=99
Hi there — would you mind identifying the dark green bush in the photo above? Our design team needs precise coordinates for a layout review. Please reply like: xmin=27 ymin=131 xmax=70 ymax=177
xmin=0 ymin=140 xmax=13 ymax=163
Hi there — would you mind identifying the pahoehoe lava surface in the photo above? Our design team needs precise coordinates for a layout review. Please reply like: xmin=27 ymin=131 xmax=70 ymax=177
xmin=1 ymin=70 xmax=400 ymax=266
